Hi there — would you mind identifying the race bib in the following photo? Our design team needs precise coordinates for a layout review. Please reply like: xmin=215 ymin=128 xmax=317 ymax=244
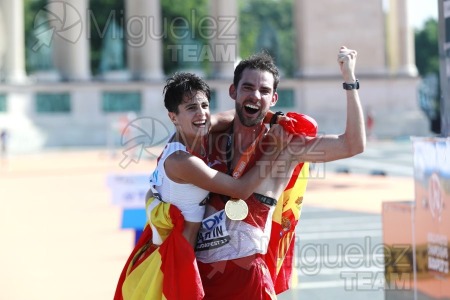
xmin=195 ymin=210 xmax=230 ymax=251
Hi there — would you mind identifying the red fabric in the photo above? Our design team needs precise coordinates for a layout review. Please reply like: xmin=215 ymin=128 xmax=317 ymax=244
xmin=279 ymin=112 xmax=318 ymax=137
xmin=114 ymin=205 xmax=204 ymax=300
xmin=274 ymin=236 xmax=296 ymax=293
xmin=206 ymin=130 xmax=265 ymax=215
xmin=198 ymin=255 xmax=276 ymax=300
xmin=203 ymin=118 xmax=314 ymax=296
xmin=160 ymin=206 xmax=204 ymax=300
xmin=241 ymin=193 xmax=271 ymax=229
xmin=265 ymin=221 xmax=282 ymax=284
xmin=265 ymin=222 xmax=297 ymax=294
xmin=284 ymin=163 xmax=304 ymax=190
xmin=264 ymin=163 xmax=305 ymax=294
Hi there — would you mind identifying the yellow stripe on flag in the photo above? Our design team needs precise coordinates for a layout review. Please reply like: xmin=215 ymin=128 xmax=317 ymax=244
xmin=122 ymin=250 xmax=166 ymax=300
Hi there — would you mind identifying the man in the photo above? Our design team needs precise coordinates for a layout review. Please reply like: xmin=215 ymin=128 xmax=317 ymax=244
xmin=195 ymin=46 xmax=365 ymax=299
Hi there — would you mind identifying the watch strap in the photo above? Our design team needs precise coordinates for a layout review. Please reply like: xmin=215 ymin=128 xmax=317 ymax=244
xmin=270 ymin=111 xmax=284 ymax=127
xmin=343 ymin=79 xmax=359 ymax=90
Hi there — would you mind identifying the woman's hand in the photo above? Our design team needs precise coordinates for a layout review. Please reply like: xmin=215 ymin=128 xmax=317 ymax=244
xmin=265 ymin=124 xmax=293 ymax=153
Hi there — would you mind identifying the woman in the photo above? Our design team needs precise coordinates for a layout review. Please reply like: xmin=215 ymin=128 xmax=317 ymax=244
xmin=114 ymin=72 xmax=291 ymax=300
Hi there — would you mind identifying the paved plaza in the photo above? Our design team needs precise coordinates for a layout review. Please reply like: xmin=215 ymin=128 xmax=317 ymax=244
xmin=0 ymin=140 xmax=415 ymax=300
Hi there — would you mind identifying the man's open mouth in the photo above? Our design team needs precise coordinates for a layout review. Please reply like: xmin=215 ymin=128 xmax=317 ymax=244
xmin=244 ymin=104 xmax=259 ymax=114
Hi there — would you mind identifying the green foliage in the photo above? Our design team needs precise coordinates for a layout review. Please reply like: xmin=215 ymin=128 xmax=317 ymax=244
xmin=88 ymin=0 xmax=125 ymax=74
xmin=24 ymin=0 xmax=126 ymax=74
xmin=23 ymin=0 xmax=297 ymax=77
xmin=415 ymin=18 xmax=439 ymax=76
xmin=415 ymin=18 xmax=440 ymax=133
xmin=160 ymin=0 xmax=210 ymax=74
xmin=27 ymin=0 xmax=435 ymax=81
xmin=239 ymin=0 xmax=294 ymax=76
xmin=89 ymin=0 xmax=212 ymax=75
xmin=24 ymin=0 xmax=47 ymax=72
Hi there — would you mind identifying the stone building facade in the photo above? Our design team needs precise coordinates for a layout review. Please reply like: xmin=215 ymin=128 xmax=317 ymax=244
xmin=0 ymin=0 xmax=430 ymax=153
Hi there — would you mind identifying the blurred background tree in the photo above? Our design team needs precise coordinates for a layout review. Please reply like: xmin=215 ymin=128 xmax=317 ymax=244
xmin=88 ymin=0 xmax=125 ymax=75
xmin=24 ymin=0 xmax=126 ymax=74
xmin=415 ymin=18 xmax=440 ymax=134
xmin=24 ymin=0 xmax=47 ymax=73
xmin=240 ymin=0 xmax=294 ymax=77
xmin=415 ymin=19 xmax=439 ymax=75
xmin=24 ymin=0 xmax=294 ymax=77
xmin=160 ymin=0 xmax=209 ymax=74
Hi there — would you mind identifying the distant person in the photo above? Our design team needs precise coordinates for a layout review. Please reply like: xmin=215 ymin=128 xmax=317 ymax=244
xmin=366 ymin=106 xmax=375 ymax=139
xmin=0 ymin=129 xmax=8 ymax=157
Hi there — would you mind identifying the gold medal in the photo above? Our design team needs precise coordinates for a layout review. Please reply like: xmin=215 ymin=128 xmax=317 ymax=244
xmin=225 ymin=199 xmax=248 ymax=221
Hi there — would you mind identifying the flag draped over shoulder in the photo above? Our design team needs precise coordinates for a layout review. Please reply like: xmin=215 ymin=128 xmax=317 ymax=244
xmin=264 ymin=162 xmax=309 ymax=294
xmin=114 ymin=198 xmax=204 ymax=300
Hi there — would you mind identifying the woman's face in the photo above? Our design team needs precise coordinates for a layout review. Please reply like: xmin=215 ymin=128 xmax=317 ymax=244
xmin=169 ymin=90 xmax=211 ymax=140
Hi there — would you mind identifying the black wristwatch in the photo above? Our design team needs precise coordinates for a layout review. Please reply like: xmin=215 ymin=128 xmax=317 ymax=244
xmin=270 ymin=111 xmax=284 ymax=127
xmin=343 ymin=79 xmax=359 ymax=90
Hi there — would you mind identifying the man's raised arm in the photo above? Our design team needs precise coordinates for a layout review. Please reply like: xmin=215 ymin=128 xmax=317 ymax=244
xmin=287 ymin=46 xmax=366 ymax=163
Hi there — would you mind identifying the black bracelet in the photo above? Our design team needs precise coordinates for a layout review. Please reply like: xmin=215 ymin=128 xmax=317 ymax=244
xmin=270 ymin=111 xmax=284 ymax=127
xmin=342 ymin=79 xmax=360 ymax=90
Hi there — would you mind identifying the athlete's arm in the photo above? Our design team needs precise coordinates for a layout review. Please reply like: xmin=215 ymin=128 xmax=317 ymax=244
xmin=165 ymin=125 xmax=291 ymax=200
xmin=286 ymin=46 xmax=365 ymax=163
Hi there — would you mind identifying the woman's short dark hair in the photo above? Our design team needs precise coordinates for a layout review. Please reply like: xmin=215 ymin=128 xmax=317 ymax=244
xmin=163 ymin=72 xmax=211 ymax=114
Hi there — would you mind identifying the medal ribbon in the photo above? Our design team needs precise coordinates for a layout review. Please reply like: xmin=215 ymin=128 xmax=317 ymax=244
xmin=226 ymin=124 xmax=266 ymax=179
xmin=224 ymin=124 xmax=265 ymax=221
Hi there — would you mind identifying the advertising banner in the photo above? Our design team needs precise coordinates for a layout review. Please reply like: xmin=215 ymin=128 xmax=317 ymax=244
xmin=412 ymin=137 xmax=450 ymax=299
xmin=384 ymin=138 xmax=450 ymax=299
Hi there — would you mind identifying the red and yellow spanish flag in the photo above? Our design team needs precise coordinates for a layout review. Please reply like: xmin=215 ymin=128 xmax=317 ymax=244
xmin=264 ymin=162 xmax=309 ymax=294
xmin=114 ymin=198 xmax=204 ymax=300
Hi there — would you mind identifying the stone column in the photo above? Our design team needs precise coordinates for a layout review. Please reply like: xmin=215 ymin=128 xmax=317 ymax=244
xmin=49 ymin=0 xmax=91 ymax=81
xmin=387 ymin=0 xmax=418 ymax=76
xmin=0 ymin=0 xmax=27 ymax=83
xmin=0 ymin=3 xmax=5 ymax=80
xmin=125 ymin=0 xmax=164 ymax=81
xmin=386 ymin=0 xmax=400 ymax=74
xmin=294 ymin=0 xmax=388 ymax=77
xmin=210 ymin=0 xmax=239 ymax=79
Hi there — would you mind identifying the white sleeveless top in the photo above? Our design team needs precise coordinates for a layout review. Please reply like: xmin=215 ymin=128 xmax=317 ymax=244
xmin=150 ymin=142 xmax=209 ymax=222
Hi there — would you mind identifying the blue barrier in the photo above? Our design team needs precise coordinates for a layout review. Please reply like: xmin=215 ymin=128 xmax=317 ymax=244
xmin=121 ymin=208 xmax=146 ymax=245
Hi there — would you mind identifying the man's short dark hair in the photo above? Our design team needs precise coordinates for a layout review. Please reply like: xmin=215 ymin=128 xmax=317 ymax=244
xmin=233 ymin=52 xmax=280 ymax=91
xmin=163 ymin=72 xmax=211 ymax=113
